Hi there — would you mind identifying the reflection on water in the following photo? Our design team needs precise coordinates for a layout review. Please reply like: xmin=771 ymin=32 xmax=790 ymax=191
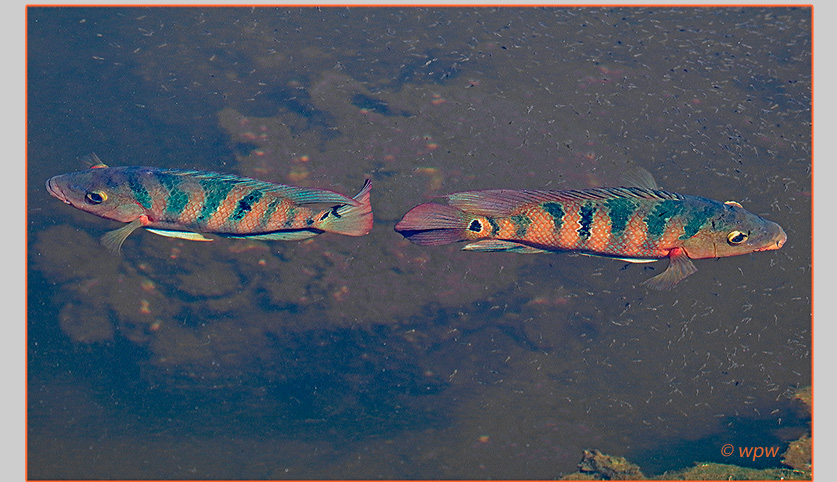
xmin=28 ymin=6 xmax=811 ymax=479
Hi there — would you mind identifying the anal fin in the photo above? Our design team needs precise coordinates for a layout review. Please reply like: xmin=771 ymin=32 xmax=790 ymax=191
xmin=579 ymin=252 xmax=659 ymax=263
xmin=222 ymin=230 xmax=320 ymax=241
xmin=462 ymin=239 xmax=547 ymax=254
xmin=146 ymin=228 xmax=214 ymax=242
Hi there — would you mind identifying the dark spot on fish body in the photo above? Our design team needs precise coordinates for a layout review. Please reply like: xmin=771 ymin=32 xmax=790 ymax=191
xmin=577 ymin=203 xmax=596 ymax=240
xmin=283 ymin=206 xmax=297 ymax=228
xmin=487 ymin=217 xmax=500 ymax=236
xmin=541 ymin=202 xmax=565 ymax=233
xmin=680 ymin=205 xmax=715 ymax=240
xmin=258 ymin=198 xmax=284 ymax=228
xmin=510 ymin=214 xmax=531 ymax=238
xmin=605 ymin=197 xmax=637 ymax=235
xmin=468 ymin=219 xmax=483 ymax=232
xmin=230 ymin=203 xmax=250 ymax=222
xmin=229 ymin=189 xmax=264 ymax=222
xmin=318 ymin=207 xmax=340 ymax=222
xmin=644 ymin=200 xmax=685 ymax=238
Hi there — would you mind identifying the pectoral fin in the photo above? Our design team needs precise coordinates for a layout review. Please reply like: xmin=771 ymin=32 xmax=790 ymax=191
xmin=101 ymin=218 xmax=146 ymax=253
xmin=641 ymin=248 xmax=697 ymax=290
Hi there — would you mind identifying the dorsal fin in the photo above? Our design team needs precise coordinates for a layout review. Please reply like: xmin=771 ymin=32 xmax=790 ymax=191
xmin=82 ymin=153 xmax=109 ymax=169
xmin=619 ymin=166 xmax=659 ymax=190
xmin=446 ymin=187 xmax=684 ymax=216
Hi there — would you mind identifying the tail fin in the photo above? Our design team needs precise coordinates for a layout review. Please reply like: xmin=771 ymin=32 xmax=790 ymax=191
xmin=394 ymin=202 xmax=471 ymax=246
xmin=317 ymin=179 xmax=373 ymax=236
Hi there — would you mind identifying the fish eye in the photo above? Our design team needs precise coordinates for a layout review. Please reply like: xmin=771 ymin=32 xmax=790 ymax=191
xmin=85 ymin=190 xmax=107 ymax=204
xmin=727 ymin=230 xmax=749 ymax=245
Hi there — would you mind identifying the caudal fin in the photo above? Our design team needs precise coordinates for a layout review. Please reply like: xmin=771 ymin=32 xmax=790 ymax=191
xmin=317 ymin=179 xmax=373 ymax=236
xmin=394 ymin=202 xmax=470 ymax=245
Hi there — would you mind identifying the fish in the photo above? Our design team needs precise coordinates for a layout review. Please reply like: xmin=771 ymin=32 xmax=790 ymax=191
xmin=394 ymin=172 xmax=786 ymax=289
xmin=46 ymin=156 xmax=373 ymax=253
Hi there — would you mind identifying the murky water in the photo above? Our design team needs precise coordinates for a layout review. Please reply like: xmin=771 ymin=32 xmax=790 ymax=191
xmin=27 ymin=7 xmax=810 ymax=479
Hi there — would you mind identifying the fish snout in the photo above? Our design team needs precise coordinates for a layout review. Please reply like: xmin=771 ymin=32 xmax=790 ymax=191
xmin=756 ymin=222 xmax=787 ymax=252
xmin=45 ymin=177 xmax=70 ymax=204
xmin=775 ymin=227 xmax=788 ymax=249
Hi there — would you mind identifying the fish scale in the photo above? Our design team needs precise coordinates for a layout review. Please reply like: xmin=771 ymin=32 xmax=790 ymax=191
xmin=489 ymin=197 xmax=667 ymax=258
xmin=395 ymin=182 xmax=786 ymax=289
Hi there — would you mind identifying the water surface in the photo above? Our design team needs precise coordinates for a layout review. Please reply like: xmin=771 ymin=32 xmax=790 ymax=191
xmin=27 ymin=7 xmax=811 ymax=479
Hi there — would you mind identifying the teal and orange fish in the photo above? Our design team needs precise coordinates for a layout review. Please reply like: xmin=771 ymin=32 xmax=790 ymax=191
xmin=46 ymin=157 xmax=373 ymax=252
xmin=394 ymin=173 xmax=786 ymax=289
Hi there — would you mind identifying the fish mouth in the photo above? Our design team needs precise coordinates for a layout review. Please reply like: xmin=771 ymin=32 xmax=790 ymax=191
xmin=45 ymin=177 xmax=70 ymax=204
xmin=755 ymin=223 xmax=788 ymax=252
xmin=775 ymin=232 xmax=787 ymax=249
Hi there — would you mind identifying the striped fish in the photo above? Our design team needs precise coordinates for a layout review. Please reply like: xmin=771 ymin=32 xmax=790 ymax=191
xmin=394 ymin=172 xmax=786 ymax=289
xmin=46 ymin=157 xmax=373 ymax=252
